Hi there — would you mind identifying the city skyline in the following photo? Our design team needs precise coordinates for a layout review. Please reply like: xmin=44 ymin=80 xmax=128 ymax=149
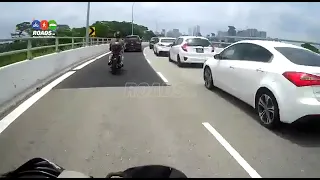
xmin=0 ymin=2 xmax=319 ymax=42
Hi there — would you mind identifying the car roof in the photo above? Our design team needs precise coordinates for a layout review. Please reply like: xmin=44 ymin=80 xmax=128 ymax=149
xmin=126 ymin=35 xmax=140 ymax=38
xmin=159 ymin=37 xmax=176 ymax=40
xmin=179 ymin=36 xmax=209 ymax=40
xmin=235 ymin=40 xmax=304 ymax=50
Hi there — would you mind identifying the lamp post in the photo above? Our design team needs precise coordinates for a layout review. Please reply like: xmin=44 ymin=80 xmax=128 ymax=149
xmin=85 ymin=2 xmax=91 ymax=46
xmin=131 ymin=2 xmax=135 ymax=35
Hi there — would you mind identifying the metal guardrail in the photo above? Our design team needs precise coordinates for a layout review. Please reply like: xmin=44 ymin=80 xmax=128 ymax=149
xmin=0 ymin=37 xmax=114 ymax=60
xmin=1 ymin=35 xmax=319 ymax=61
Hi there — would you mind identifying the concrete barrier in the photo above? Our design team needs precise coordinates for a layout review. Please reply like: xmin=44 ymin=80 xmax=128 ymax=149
xmin=0 ymin=44 xmax=110 ymax=116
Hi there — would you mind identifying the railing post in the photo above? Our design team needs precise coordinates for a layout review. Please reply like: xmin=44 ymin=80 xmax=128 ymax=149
xmin=55 ymin=38 xmax=59 ymax=52
xmin=90 ymin=38 xmax=93 ymax=46
xmin=27 ymin=39 xmax=32 ymax=60
xmin=72 ymin=38 xmax=74 ymax=49
xmin=82 ymin=38 xmax=85 ymax=47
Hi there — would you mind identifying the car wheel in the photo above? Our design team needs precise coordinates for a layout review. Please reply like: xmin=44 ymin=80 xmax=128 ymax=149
xmin=168 ymin=52 xmax=173 ymax=62
xmin=204 ymin=66 xmax=214 ymax=90
xmin=177 ymin=55 xmax=182 ymax=67
xmin=255 ymin=89 xmax=281 ymax=129
xmin=155 ymin=49 xmax=159 ymax=56
xmin=149 ymin=45 xmax=152 ymax=49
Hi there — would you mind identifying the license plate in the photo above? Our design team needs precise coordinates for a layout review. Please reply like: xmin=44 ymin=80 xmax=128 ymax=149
xmin=196 ymin=48 xmax=204 ymax=53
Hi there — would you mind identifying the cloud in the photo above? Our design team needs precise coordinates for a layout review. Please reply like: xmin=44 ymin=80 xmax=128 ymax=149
xmin=0 ymin=2 xmax=319 ymax=42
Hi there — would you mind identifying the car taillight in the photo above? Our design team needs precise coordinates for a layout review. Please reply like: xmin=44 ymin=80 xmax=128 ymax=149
xmin=181 ymin=44 xmax=188 ymax=52
xmin=282 ymin=72 xmax=320 ymax=87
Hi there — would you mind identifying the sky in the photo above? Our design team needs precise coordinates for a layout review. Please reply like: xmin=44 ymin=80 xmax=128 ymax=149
xmin=0 ymin=2 xmax=319 ymax=43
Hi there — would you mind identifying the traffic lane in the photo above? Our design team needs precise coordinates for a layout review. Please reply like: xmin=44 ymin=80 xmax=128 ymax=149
xmin=0 ymin=87 xmax=249 ymax=178
xmin=55 ymin=51 xmax=166 ymax=89
xmin=143 ymin=48 xmax=205 ymax=86
xmin=144 ymin=48 xmax=320 ymax=178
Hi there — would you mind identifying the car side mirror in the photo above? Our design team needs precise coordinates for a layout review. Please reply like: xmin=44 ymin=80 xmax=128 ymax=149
xmin=214 ymin=54 xmax=221 ymax=59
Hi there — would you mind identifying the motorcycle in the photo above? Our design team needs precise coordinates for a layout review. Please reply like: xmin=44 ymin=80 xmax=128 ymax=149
xmin=0 ymin=157 xmax=188 ymax=178
xmin=109 ymin=52 xmax=123 ymax=75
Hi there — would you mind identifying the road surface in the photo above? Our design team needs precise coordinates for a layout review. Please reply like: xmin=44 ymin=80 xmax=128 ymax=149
xmin=1 ymin=45 xmax=320 ymax=178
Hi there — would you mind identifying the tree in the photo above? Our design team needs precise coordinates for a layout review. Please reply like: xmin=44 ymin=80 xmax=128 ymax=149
xmin=4 ymin=20 xmax=156 ymax=53
xmin=301 ymin=43 xmax=319 ymax=54
xmin=11 ymin=22 xmax=32 ymax=38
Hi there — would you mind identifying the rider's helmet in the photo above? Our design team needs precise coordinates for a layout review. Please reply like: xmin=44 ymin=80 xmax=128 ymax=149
xmin=114 ymin=31 xmax=121 ymax=39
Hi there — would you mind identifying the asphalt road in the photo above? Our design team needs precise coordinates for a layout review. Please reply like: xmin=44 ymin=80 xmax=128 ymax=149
xmin=1 ymin=45 xmax=320 ymax=178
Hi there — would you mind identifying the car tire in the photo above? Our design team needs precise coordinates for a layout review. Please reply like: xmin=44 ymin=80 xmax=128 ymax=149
xmin=203 ymin=66 xmax=214 ymax=90
xmin=177 ymin=55 xmax=182 ymax=67
xmin=168 ymin=53 xmax=173 ymax=62
xmin=149 ymin=45 xmax=152 ymax=49
xmin=255 ymin=89 xmax=281 ymax=129
xmin=155 ymin=49 xmax=159 ymax=56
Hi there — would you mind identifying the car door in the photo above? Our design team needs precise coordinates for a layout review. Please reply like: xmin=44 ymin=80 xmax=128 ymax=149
xmin=214 ymin=43 xmax=244 ymax=95
xmin=233 ymin=43 xmax=273 ymax=106
xmin=170 ymin=38 xmax=183 ymax=61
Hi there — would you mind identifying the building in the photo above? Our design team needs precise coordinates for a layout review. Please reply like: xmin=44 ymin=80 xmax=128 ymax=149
xmin=161 ymin=29 xmax=166 ymax=36
xmin=172 ymin=29 xmax=181 ymax=38
xmin=188 ymin=28 xmax=192 ymax=36
xmin=196 ymin=25 xmax=200 ymax=35
xmin=259 ymin=31 xmax=267 ymax=38
xmin=193 ymin=26 xmax=197 ymax=36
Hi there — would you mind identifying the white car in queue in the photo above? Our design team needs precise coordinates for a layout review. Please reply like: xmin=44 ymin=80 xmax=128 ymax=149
xmin=168 ymin=36 xmax=214 ymax=67
xmin=153 ymin=37 xmax=176 ymax=56
xmin=203 ymin=40 xmax=320 ymax=129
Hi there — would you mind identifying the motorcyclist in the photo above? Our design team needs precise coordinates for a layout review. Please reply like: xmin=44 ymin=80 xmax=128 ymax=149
xmin=108 ymin=31 xmax=125 ymax=67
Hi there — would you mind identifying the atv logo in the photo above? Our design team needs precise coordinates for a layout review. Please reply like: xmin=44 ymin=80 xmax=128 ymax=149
xmin=31 ymin=19 xmax=57 ymax=36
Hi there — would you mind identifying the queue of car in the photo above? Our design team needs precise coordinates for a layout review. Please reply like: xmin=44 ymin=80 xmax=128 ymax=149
xmin=149 ymin=36 xmax=320 ymax=129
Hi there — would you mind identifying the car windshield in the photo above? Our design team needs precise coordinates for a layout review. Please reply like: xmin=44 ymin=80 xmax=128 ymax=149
xmin=186 ymin=38 xmax=211 ymax=47
xmin=161 ymin=39 xmax=175 ymax=43
xmin=275 ymin=47 xmax=320 ymax=67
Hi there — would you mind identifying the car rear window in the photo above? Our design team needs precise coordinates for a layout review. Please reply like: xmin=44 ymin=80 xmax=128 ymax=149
xmin=275 ymin=47 xmax=320 ymax=67
xmin=186 ymin=38 xmax=211 ymax=47
xmin=126 ymin=36 xmax=140 ymax=40
xmin=161 ymin=39 xmax=175 ymax=43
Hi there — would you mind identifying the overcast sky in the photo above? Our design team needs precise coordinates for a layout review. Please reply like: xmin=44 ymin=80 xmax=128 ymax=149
xmin=0 ymin=2 xmax=319 ymax=42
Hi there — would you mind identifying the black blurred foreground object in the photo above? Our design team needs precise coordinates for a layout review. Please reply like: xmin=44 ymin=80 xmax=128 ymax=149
xmin=106 ymin=165 xmax=188 ymax=178
xmin=0 ymin=157 xmax=188 ymax=178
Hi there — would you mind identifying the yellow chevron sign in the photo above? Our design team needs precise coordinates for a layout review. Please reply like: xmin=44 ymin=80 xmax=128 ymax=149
xmin=89 ymin=27 xmax=95 ymax=37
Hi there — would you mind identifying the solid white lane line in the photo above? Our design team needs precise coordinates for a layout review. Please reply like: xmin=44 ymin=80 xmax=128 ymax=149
xmin=0 ymin=71 xmax=76 ymax=134
xmin=202 ymin=122 xmax=262 ymax=178
xmin=73 ymin=52 xmax=111 ymax=70
xmin=157 ymin=72 xmax=168 ymax=83
xmin=146 ymin=59 xmax=151 ymax=64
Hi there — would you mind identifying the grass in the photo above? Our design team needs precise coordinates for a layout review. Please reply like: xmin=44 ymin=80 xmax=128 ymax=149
xmin=0 ymin=44 xmax=83 ymax=68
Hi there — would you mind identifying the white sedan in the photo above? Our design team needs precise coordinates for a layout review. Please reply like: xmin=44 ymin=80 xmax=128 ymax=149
xmin=168 ymin=36 xmax=214 ymax=67
xmin=203 ymin=40 xmax=320 ymax=129
xmin=153 ymin=37 xmax=176 ymax=56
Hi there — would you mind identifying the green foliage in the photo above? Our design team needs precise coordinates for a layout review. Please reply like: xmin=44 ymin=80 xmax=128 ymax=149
xmin=301 ymin=43 xmax=319 ymax=53
xmin=0 ymin=21 xmax=156 ymax=67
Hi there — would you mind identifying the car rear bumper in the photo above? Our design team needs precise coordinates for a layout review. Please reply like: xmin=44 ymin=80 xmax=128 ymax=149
xmin=280 ymin=97 xmax=320 ymax=124
xmin=157 ymin=46 xmax=171 ymax=52
xmin=179 ymin=52 xmax=213 ymax=63
xmin=125 ymin=45 xmax=142 ymax=51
